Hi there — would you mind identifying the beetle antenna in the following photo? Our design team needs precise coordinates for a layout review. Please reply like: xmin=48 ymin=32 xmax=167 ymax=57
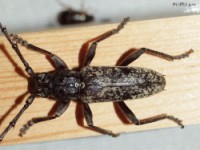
xmin=0 ymin=23 xmax=35 ymax=76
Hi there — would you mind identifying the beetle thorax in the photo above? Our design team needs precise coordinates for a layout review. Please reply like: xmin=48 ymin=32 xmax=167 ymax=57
xmin=51 ymin=70 xmax=82 ymax=101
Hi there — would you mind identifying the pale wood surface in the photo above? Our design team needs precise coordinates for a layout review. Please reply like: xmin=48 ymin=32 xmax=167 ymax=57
xmin=0 ymin=15 xmax=199 ymax=145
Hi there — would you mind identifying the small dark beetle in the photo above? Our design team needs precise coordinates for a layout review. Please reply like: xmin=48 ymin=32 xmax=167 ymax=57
xmin=56 ymin=0 xmax=94 ymax=25
xmin=58 ymin=8 xmax=94 ymax=25
xmin=0 ymin=18 xmax=193 ymax=141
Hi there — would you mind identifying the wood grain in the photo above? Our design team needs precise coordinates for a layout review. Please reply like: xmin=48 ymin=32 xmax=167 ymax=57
xmin=0 ymin=15 xmax=199 ymax=145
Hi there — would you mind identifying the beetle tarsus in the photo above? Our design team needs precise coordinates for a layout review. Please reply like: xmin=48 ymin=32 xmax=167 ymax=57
xmin=19 ymin=120 xmax=34 ymax=137
xmin=138 ymin=114 xmax=184 ymax=128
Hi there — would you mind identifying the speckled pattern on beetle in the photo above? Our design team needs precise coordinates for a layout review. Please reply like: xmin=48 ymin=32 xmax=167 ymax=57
xmin=0 ymin=17 xmax=193 ymax=141
xmin=81 ymin=67 xmax=165 ymax=103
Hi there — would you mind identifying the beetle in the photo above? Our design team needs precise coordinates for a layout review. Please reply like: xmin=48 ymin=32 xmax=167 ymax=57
xmin=57 ymin=0 xmax=94 ymax=25
xmin=58 ymin=8 xmax=94 ymax=25
xmin=0 ymin=17 xmax=193 ymax=141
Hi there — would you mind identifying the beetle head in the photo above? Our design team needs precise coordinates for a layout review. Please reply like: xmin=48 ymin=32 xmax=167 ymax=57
xmin=29 ymin=73 xmax=51 ymax=98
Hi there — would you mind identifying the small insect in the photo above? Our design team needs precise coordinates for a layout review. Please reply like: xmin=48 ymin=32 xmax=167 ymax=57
xmin=58 ymin=8 xmax=94 ymax=25
xmin=57 ymin=0 xmax=94 ymax=25
xmin=0 ymin=17 xmax=193 ymax=141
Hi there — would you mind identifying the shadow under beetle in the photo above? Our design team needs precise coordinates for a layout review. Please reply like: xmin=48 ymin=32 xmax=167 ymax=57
xmin=0 ymin=17 xmax=193 ymax=141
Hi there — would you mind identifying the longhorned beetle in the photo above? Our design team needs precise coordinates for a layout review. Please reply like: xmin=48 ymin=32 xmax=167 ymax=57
xmin=0 ymin=17 xmax=193 ymax=141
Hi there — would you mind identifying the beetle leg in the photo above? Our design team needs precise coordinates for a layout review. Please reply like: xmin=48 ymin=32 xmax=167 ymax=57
xmin=82 ymin=17 xmax=130 ymax=67
xmin=116 ymin=102 xmax=184 ymax=128
xmin=0 ymin=95 xmax=36 ymax=141
xmin=10 ymin=34 xmax=68 ymax=70
xmin=137 ymin=114 xmax=184 ymax=128
xmin=19 ymin=101 xmax=70 ymax=136
xmin=83 ymin=103 xmax=119 ymax=137
xmin=0 ymin=23 xmax=35 ymax=76
xmin=115 ymin=101 xmax=140 ymax=124
xmin=117 ymin=47 xmax=194 ymax=66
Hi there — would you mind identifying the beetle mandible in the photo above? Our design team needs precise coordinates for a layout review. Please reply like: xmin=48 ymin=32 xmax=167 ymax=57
xmin=0 ymin=17 xmax=193 ymax=141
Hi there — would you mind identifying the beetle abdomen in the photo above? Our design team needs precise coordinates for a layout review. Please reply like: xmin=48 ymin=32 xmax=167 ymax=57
xmin=80 ymin=66 xmax=165 ymax=103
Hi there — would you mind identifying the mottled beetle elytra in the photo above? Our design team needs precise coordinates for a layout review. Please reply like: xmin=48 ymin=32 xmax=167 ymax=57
xmin=0 ymin=17 xmax=193 ymax=141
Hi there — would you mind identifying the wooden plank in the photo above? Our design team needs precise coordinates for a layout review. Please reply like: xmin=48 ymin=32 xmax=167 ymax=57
xmin=0 ymin=15 xmax=199 ymax=145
